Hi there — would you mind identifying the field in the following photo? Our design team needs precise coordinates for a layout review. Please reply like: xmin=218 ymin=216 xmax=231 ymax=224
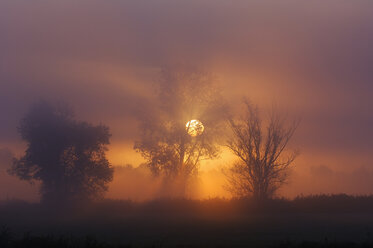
xmin=1 ymin=195 xmax=373 ymax=247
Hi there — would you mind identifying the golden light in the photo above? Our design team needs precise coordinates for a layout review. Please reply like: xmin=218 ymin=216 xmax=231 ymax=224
xmin=186 ymin=119 xmax=204 ymax=137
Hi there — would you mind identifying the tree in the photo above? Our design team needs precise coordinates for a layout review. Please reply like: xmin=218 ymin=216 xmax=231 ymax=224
xmin=225 ymin=101 xmax=299 ymax=200
xmin=9 ymin=101 xmax=113 ymax=204
xmin=134 ymin=67 xmax=226 ymax=196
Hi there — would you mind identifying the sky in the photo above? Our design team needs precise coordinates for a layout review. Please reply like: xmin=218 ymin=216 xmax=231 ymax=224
xmin=1 ymin=0 xmax=373 ymax=201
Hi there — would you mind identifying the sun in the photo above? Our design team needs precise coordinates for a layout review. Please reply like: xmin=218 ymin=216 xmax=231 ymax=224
xmin=186 ymin=120 xmax=204 ymax=137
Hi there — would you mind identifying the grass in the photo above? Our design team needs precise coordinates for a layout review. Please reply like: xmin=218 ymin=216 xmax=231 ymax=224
xmin=1 ymin=194 xmax=373 ymax=247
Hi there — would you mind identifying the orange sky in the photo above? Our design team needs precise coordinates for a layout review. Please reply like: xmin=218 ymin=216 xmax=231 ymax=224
xmin=1 ymin=0 xmax=373 ymax=201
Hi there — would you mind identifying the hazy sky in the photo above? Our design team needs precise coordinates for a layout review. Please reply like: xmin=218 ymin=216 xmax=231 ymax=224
xmin=1 ymin=1 xmax=373 ymax=200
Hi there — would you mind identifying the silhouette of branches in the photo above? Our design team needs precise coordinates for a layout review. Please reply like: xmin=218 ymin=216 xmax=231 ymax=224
xmin=225 ymin=100 xmax=300 ymax=200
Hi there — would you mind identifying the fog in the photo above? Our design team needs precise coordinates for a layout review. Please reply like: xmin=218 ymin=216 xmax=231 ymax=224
xmin=1 ymin=0 xmax=373 ymax=201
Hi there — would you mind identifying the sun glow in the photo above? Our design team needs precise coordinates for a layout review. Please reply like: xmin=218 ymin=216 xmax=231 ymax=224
xmin=186 ymin=120 xmax=204 ymax=137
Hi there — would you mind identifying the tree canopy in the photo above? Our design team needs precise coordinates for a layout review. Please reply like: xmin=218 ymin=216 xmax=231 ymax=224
xmin=134 ymin=68 xmax=227 ymax=196
xmin=9 ymin=101 xmax=113 ymax=204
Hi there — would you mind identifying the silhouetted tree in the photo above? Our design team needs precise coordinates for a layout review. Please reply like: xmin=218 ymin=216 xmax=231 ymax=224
xmin=226 ymin=101 xmax=299 ymax=200
xmin=9 ymin=101 xmax=113 ymax=204
xmin=134 ymin=67 xmax=226 ymax=196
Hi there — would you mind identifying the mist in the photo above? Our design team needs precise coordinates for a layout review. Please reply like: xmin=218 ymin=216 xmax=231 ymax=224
xmin=2 ymin=2 xmax=373 ymax=247
xmin=1 ymin=0 xmax=373 ymax=201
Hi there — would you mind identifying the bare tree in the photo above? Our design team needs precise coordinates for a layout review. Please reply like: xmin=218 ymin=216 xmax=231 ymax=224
xmin=134 ymin=67 xmax=226 ymax=196
xmin=226 ymin=101 xmax=299 ymax=200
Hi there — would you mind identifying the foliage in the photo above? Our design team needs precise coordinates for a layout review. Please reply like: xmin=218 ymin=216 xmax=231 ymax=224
xmin=134 ymin=67 xmax=226 ymax=196
xmin=9 ymin=101 xmax=113 ymax=203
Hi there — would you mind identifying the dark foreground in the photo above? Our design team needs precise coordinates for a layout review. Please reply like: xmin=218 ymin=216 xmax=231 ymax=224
xmin=1 ymin=195 xmax=373 ymax=248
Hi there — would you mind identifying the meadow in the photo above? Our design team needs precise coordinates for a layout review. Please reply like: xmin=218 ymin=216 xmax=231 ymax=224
xmin=1 ymin=195 xmax=373 ymax=247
